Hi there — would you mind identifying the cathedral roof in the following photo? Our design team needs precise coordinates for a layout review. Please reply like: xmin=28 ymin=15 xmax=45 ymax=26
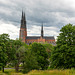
xmin=44 ymin=36 xmax=55 ymax=39
xmin=26 ymin=36 xmax=55 ymax=39
xmin=26 ymin=36 xmax=40 ymax=39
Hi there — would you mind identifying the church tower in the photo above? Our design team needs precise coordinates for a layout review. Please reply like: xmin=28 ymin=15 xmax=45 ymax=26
xmin=41 ymin=23 xmax=44 ymax=38
xmin=19 ymin=11 xmax=27 ymax=42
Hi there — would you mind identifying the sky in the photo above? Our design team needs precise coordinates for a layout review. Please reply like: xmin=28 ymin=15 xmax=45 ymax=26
xmin=0 ymin=0 xmax=75 ymax=40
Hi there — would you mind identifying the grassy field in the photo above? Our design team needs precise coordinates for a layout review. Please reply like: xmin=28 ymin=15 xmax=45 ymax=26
xmin=0 ymin=69 xmax=75 ymax=75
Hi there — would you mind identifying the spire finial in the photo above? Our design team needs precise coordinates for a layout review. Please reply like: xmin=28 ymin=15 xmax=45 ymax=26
xmin=41 ymin=23 xmax=44 ymax=37
xmin=24 ymin=12 xmax=26 ymax=21
xmin=22 ymin=10 xmax=23 ymax=20
xmin=21 ymin=10 xmax=26 ymax=29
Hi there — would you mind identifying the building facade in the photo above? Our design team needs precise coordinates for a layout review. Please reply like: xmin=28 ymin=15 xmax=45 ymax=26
xmin=19 ymin=11 xmax=56 ymax=45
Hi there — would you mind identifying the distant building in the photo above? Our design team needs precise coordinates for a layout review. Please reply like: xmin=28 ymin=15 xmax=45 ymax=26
xmin=19 ymin=11 xmax=56 ymax=45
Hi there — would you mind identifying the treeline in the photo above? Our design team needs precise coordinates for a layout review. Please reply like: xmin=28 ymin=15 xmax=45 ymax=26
xmin=0 ymin=33 xmax=53 ymax=73
xmin=0 ymin=23 xmax=75 ymax=73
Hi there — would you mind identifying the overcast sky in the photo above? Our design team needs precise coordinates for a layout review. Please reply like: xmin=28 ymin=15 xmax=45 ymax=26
xmin=0 ymin=0 xmax=75 ymax=40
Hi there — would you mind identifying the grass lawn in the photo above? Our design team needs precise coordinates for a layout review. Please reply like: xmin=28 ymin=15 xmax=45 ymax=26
xmin=0 ymin=69 xmax=75 ymax=75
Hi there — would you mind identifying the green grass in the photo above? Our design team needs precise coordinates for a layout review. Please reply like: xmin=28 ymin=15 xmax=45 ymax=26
xmin=27 ymin=69 xmax=75 ymax=75
xmin=0 ymin=69 xmax=75 ymax=75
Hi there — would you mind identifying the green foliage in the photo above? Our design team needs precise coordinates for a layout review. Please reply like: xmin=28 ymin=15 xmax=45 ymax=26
xmin=0 ymin=34 xmax=10 ymax=72
xmin=30 ymin=42 xmax=49 ymax=70
xmin=50 ymin=24 xmax=75 ymax=69
xmin=16 ymin=46 xmax=27 ymax=63
xmin=43 ymin=43 xmax=54 ymax=57
xmin=23 ymin=50 xmax=39 ymax=73
xmin=11 ymin=39 xmax=24 ymax=72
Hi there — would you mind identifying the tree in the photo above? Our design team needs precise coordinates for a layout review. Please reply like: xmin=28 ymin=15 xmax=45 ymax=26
xmin=0 ymin=34 xmax=10 ymax=72
xmin=2 ymin=39 xmax=15 ymax=65
xmin=11 ymin=39 xmax=24 ymax=72
xmin=43 ymin=43 xmax=54 ymax=58
xmin=30 ymin=42 xmax=49 ymax=70
xmin=14 ymin=43 xmax=39 ymax=73
xmin=16 ymin=45 xmax=28 ymax=65
xmin=50 ymin=24 xmax=75 ymax=69
xmin=23 ymin=49 xmax=39 ymax=73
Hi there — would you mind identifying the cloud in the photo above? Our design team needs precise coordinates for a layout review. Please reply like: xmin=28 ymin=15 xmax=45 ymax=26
xmin=0 ymin=0 xmax=75 ymax=40
xmin=0 ymin=20 xmax=19 ymax=39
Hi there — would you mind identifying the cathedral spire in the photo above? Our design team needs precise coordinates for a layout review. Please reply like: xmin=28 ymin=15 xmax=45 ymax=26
xmin=21 ymin=10 xmax=24 ymax=26
xmin=21 ymin=10 xmax=26 ymax=29
xmin=41 ymin=23 xmax=44 ymax=37
xmin=23 ymin=12 xmax=26 ymax=21
xmin=20 ymin=11 xmax=27 ymax=43
xmin=21 ymin=10 xmax=23 ymax=20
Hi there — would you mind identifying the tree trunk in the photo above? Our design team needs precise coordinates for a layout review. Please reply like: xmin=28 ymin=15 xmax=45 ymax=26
xmin=15 ymin=63 xmax=19 ymax=72
xmin=2 ymin=66 xmax=4 ymax=72
xmin=23 ymin=61 xmax=24 ymax=66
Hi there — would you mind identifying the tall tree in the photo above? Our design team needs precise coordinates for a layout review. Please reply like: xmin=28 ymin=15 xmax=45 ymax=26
xmin=51 ymin=24 xmax=75 ymax=69
xmin=30 ymin=42 xmax=49 ymax=70
xmin=0 ymin=34 xmax=10 ymax=72
xmin=12 ymin=39 xmax=24 ymax=72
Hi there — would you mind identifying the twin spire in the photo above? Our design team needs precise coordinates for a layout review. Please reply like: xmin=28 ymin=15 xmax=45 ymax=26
xmin=21 ymin=10 xmax=44 ymax=37
xmin=21 ymin=11 xmax=26 ymax=28
xmin=22 ymin=11 xmax=26 ymax=21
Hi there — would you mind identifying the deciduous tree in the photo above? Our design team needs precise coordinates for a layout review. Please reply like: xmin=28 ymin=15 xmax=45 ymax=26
xmin=0 ymin=34 xmax=10 ymax=72
xmin=51 ymin=24 xmax=75 ymax=69
xmin=30 ymin=42 xmax=49 ymax=70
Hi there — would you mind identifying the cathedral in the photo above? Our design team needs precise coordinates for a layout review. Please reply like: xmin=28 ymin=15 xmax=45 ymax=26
xmin=19 ymin=11 xmax=56 ymax=45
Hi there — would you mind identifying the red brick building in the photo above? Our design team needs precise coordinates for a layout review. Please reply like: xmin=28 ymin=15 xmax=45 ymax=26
xmin=19 ymin=11 xmax=56 ymax=45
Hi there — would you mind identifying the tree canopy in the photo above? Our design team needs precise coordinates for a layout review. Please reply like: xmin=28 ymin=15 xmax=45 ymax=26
xmin=30 ymin=42 xmax=49 ymax=70
xmin=51 ymin=24 xmax=75 ymax=69
xmin=0 ymin=34 xmax=10 ymax=72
